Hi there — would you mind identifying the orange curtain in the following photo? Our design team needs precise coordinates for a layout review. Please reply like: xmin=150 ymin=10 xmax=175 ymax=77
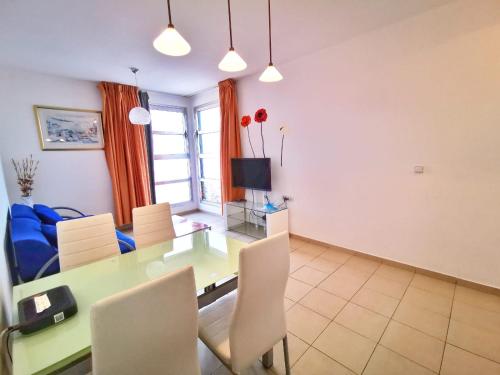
xmin=98 ymin=82 xmax=152 ymax=226
xmin=219 ymin=79 xmax=245 ymax=203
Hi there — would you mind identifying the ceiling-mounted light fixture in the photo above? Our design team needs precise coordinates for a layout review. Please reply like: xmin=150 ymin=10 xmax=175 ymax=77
xmin=259 ymin=0 xmax=283 ymax=82
xmin=128 ymin=67 xmax=151 ymax=126
xmin=218 ymin=0 xmax=247 ymax=72
xmin=153 ymin=0 xmax=191 ymax=56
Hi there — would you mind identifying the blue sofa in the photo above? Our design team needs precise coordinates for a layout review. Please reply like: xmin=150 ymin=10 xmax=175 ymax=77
xmin=10 ymin=204 xmax=135 ymax=282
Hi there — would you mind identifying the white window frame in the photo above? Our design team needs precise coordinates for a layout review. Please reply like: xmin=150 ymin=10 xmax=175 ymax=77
xmin=149 ymin=104 xmax=199 ymax=213
xmin=193 ymin=101 xmax=222 ymax=215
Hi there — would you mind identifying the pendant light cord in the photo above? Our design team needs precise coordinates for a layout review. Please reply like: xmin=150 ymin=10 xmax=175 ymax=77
xmin=167 ymin=0 xmax=173 ymax=27
xmin=268 ymin=0 xmax=272 ymax=64
xmin=227 ymin=0 xmax=234 ymax=49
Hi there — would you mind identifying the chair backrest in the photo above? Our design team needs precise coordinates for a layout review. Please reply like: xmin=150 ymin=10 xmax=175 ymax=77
xmin=56 ymin=213 xmax=120 ymax=271
xmin=132 ymin=203 xmax=176 ymax=249
xmin=91 ymin=266 xmax=200 ymax=375
xmin=229 ymin=231 xmax=290 ymax=372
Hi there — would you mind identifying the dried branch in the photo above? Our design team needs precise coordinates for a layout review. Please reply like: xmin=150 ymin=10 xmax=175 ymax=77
xmin=11 ymin=155 xmax=39 ymax=197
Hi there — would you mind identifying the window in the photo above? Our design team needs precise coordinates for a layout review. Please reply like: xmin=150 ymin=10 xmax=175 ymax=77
xmin=195 ymin=106 xmax=221 ymax=205
xmin=150 ymin=106 xmax=193 ymax=205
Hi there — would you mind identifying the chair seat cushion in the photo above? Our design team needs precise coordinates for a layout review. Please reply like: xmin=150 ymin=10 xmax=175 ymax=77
xmin=33 ymin=204 xmax=64 ymax=225
xmin=41 ymin=224 xmax=58 ymax=247
xmin=11 ymin=204 xmax=40 ymax=222
xmin=116 ymin=230 xmax=136 ymax=253
xmin=198 ymin=290 xmax=237 ymax=366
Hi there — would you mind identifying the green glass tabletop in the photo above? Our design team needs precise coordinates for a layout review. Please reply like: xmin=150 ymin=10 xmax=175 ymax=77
xmin=12 ymin=231 xmax=245 ymax=375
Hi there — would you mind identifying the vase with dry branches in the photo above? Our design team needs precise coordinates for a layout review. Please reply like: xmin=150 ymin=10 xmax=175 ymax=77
xmin=11 ymin=155 xmax=39 ymax=207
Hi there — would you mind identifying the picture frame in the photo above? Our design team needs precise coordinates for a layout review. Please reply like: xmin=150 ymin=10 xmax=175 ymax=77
xmin=34 ymin=105 xmax=104 ymax=150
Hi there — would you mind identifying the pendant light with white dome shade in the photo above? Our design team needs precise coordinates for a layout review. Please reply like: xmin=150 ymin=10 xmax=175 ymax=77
xmin=153 ymin=0 xmax=191 ymax=56
xmin=218 ymin=0 xmax=247 ymax=72
xmin=128 ymin=67 xmax=151 ymax=126
xmin=259 ymin=0 xmax=283 ymax=82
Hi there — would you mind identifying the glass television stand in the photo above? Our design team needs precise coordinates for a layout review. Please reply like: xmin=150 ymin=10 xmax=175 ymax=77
xmin=224 ymin=200 xmax=289 ymax=239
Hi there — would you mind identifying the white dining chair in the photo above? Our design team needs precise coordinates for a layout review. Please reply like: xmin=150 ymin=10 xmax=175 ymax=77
xmin=90 ymin=266 xmax=200 ymax=375
xmin=57 ymin=213 xmax=120 ymax=271
xmin=198 ymin=231 xmax=291 ymax=374
xmin=132 ymin=202 xmax=176 ymax=249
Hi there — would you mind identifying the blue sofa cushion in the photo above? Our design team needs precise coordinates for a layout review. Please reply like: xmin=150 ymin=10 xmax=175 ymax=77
xmin=11 ymin=204 xmax=40 ymax=222
xmin=33 ymin=204 xmax=64 ymax=225
xmin=10 ymin=218 xmax=59 ymax=281
xmin=41 ymin=224 xmax=58 ymax=247
xmin=116 ymin=230 xmax=136 ymax=253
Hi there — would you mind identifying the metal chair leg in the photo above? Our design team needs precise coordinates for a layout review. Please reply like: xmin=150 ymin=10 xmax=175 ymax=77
xmin=283 ymin=335 xmax=291 ymax=375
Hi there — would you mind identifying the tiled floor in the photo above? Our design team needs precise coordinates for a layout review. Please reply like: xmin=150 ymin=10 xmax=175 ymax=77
xmin=125 ymin=210 xmax=500 ymax=375
xmin=184 ymin=211 xmax=500 ymax=375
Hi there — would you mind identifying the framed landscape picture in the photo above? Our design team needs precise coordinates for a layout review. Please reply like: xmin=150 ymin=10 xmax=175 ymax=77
xmin=34 ymin=105 xmax=104 ymax=150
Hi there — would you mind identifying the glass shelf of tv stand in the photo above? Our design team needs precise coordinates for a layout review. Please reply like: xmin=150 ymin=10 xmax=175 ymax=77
xmin=225 ymin=200 xmax=287 ymax=240
xmin=225 ymin=200 xmax=287 ymax=214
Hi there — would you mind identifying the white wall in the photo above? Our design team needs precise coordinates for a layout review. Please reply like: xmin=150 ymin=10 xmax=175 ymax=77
xmin=237 ymin=0 xmax=500 ymax=288
xmin=0 ymin=67 xmax=114 ymax=215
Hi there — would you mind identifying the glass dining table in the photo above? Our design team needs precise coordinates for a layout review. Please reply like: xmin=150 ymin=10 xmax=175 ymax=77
xmin=11 ymin=231 xmax=245 ymax=375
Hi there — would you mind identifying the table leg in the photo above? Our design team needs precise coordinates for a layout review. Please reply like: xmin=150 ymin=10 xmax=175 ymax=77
xmin=262 ymin=348 xmax=273 ymax=369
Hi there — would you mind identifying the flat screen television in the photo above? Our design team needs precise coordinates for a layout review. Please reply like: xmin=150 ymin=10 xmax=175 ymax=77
xmin=231 ymin=158 xmax=271 ymax=191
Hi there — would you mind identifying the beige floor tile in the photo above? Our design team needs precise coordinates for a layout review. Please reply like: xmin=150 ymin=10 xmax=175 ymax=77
xmin=364 ymin=345 xmax=435 ymax=375
xmin=289 ymin=237 xmax=309 ymax=250
xmin=285 ymin=277 xmax=314 ymax=302
xmin=335 ymin=303 xmax=389 ymax=341
xmin=334 ymin=264 xmax=372 ymax=281
xmin=364 ymin=275 xmax=408 ymax=299
xmin=298 ymin=243 xmax=327 ymax=257
xmin=343 ymin=256 xmax=381 ymax=274
xmin=374 ymin=264 xmax=414 ymax=285
xmin=352 ymin=287 xmax=400 ymax=318
xmin=411 ymin=273 xmax=455 ymax=299
xmin=291 ymin=266 xmax=329 ymax=286
xmin=286 ymin=304 xmax=330 ymax=344
xmin=292 ymin=347 xmax=355 ymax=375
xmin=198 ymin=339 xmax=223 ymax=375
xmin=452 ymin=300 xmax=500 ymax=335
xmin=307 ymin=256 xmax=342 ymax=274
xmin=299 ymin=288 xmax=347 ymax=319
xmin=454 ymin=285 xmax=500 ymax=313
xmin=313 ymin=322 xmax=376 ymax=374
xmin=441 ymin=344 xmax=500 ymax=375
xmin=393 ymin=300 xmax=449 ymax=340
xmin=318 ymin=272 xmax=366 ymax=300
xmin=402 ymin=286 xmax=453 ymax=317
xmin=447 ymin=319 xmax=500 ymax=363
xmin=284 ymin=297 xmax=295 ymax=311
xmin=213 ymin=362 xmax=274 ymax=375
xmin=269 ymin=333 xmax=309 ymax=375
xmin=319 ymin=248 xmax=352 ymax=264
xmin=380 ymin=321 xmax=445 ymax=372
xmin=290 ymin=251 xmax=316 ymax=273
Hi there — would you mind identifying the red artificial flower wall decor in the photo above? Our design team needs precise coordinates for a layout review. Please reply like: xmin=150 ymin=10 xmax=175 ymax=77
xmin=254 ymin=108 xmax=268 ymax=123
xmin=241 ymin=115 xmax=251 ymax=127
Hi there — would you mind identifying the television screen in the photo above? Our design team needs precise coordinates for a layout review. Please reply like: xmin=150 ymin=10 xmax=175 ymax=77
xmin=231 ymin=158 xmax=271 ymax=191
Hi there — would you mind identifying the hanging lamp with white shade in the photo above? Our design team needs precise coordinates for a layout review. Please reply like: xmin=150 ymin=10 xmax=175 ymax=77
xmin=259 ymin=0 xmax=283 ymax=82
xmin=153 ymin=0 xmax=191 ymax=56
xmin=128 ymin=67 xmax=151 ymax=126
xmin=218 ymin=0 xmax=247 ymax=72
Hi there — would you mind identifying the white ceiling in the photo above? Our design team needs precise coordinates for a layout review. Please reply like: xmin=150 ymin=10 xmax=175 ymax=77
xmin=0 ymin=0 xmax=453 ymax=96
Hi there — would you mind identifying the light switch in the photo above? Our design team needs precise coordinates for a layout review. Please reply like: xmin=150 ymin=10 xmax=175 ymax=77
xmin=414 ymin=166 xmax=424 ymax=174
